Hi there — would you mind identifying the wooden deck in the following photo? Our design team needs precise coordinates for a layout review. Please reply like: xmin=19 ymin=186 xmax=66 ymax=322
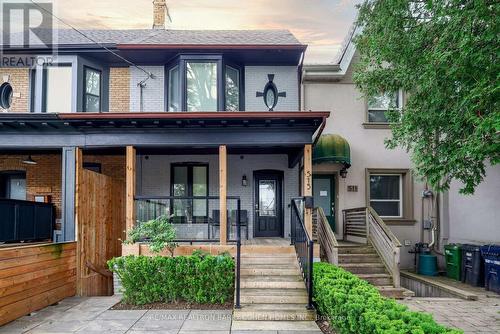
xmin=401 ymin=270 xmax=498 ymax=300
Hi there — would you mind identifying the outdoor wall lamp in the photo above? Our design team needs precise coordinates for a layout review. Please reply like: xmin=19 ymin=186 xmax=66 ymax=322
xmin=340 ymin=167 xmax=348 ymax=179
xmin=242 ymin=175 xmax=248 ymax=187
xmin=22 ymin=155 xmax=37 ymax=165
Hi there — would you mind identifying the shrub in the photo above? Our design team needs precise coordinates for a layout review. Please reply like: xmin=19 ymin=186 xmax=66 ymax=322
xmin=124 ymin=215 xmax=178 ymax=255
xmin=108 ymin=251 xmax=234 ymax=305
xmin=313 ymin=262 xmax=463 ymax=334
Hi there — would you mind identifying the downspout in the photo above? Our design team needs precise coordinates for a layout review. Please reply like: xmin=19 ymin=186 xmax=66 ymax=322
xmin=298 ymin=48 xmax=306 ymax=111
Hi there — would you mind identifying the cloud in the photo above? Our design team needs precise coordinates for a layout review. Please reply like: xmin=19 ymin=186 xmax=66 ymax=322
xmin=48 ymin=0 xmax=360 ymax=63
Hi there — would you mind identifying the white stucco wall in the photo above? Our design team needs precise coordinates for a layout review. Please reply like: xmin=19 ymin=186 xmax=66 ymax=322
xmin=136 ymin=154 xmax=299 ymax=239
xmin=129 ymin=66 xmax=165 ymax=112
xmin=303 ymin=81 xmax=425 ymax=268
xmin=245 ymin=66 xmax=299 ymax=111
xmin=446 ymin=164 xmax=500 ymax=245
xmin=304 ymin=57 xmax=500 ymax=268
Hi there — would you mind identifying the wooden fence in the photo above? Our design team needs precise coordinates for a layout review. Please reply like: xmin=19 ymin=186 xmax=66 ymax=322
xmin=0 ymin=242 xmax=77 ymax=326
xmin=76 ymin=149 xmax=125 ymax=296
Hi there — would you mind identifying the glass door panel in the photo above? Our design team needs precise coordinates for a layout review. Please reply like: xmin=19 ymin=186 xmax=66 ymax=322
xmin=259 ymin=180 xmax=276 ymax=217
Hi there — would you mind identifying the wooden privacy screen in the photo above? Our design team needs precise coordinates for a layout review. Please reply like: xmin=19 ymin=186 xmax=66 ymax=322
xmin=0 ymin=242 xmax=77 ymax=326
xmin=76 ymin=153 xmax=125 ymax=296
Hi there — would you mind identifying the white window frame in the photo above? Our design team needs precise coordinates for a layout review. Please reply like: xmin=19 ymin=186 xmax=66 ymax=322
xmin=367 ymin=90 xmax=403 ymax=123
xmin=369 ymin=173 xmax=403 ymax=218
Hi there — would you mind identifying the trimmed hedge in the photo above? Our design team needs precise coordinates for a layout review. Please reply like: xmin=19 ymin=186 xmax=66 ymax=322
xmin=108 ymin=252 xmax=234 ymax=305
xmin=313 ymin=262 xmax=463 ymax=334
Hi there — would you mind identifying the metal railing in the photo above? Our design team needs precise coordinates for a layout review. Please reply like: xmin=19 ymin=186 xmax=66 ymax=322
xmin=235 ymin=199 xmax=241 ymax=309
xmin=134 ymin=195 xmax=242 ymax=242
xmin=291 ymin=197 xmax=314 ymax=310
xmin=134 ymin=195 xmax=242 ymax=308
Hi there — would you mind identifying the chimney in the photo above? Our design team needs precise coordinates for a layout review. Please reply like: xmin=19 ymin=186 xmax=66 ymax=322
xmin=152 ymin=0 xmax=167 ymax=29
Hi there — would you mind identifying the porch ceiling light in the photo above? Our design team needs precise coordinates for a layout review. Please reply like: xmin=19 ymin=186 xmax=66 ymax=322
xmin=22 ymin=155 xmax=37 ymax=165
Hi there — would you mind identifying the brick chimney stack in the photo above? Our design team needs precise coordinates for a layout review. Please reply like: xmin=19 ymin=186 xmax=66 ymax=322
xmin=152 ymin=0 xmax=167 ymax=29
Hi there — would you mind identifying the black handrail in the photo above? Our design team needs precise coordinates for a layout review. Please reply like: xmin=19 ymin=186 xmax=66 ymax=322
xmin=291 ymin=197 xmax=314 ymax=310
xmin=235 ymin=198 xmax=241 ymax=309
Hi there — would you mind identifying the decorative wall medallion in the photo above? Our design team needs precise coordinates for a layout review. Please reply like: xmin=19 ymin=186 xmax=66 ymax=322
xmin=0 ymin=82 xmax=13 ymax=109
xmin=256 ymin=74 xmax=286 ymax=111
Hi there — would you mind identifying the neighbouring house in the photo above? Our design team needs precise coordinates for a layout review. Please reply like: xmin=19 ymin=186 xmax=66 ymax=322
xmin=302 ymin=25 xmax=500 ymax=272
xmin=0 ymin=1 xmax=323 ymax=326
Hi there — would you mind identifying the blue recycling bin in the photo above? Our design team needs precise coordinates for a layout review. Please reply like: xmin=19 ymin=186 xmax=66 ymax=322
xmin=481 ymin=245 xmax=500 ymax=294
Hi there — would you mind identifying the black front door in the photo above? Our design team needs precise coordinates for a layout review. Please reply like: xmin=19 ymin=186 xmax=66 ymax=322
xmin=254 ymin=170 xmax=283 ymax=237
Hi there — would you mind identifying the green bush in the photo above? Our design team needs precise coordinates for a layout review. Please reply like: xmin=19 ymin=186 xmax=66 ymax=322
xmin=313 ymin=262 xmax=463 ymax=334
xmin=108 ymin=252 xmax=234 ymax=305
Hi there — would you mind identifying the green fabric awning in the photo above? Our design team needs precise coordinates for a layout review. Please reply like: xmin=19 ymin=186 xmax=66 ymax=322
xmin=313 ymin=134 xmax=351 ymax=167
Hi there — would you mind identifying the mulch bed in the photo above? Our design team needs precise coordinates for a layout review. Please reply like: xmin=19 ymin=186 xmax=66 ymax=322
xmin=111 ymin=300 xmax=233 ymax=310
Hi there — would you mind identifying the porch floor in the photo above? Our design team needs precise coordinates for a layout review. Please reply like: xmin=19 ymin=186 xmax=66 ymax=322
xmin=242 ymin=238 xmax=291 ymax=246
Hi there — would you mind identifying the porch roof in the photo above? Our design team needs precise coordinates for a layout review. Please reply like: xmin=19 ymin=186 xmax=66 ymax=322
xmin=0 ymin=112 xmax=329 ymax=157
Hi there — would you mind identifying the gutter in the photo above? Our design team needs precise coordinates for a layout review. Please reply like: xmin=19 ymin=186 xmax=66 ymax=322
xmin=57 ymin=111 xmax=330 ymax=121
xmin=117 ymin=44 xmax=307 ymax=51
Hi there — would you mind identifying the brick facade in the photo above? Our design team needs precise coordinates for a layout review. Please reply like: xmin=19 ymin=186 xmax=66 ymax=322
xmin=0 ymin=154 xmax=62 ymax=218
xmin=109 ymin=67 xmax=130 ymax=113
xmin=0 ymin=154 xmax=126 ymax=224
xmin=0 ymin=68 xmax=30 ymax=112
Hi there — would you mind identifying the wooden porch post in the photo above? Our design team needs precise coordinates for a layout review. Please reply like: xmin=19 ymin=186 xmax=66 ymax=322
xmin=303 ymin=144 xmax=313 ymax=238
xmin=219 ymin=145 xmax=227 ymax=245
xmin=123 ymin=146 xmax=138 ymax=255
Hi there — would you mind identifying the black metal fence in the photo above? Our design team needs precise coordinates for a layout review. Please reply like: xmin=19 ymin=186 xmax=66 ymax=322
xmin=0 ymin=199 xmax=54 ymax=243
xmin=134 ymin=195 xmax=242 ymax=308
xmin=291 ymin=197 xmax=314 ymax=309
xmin=135 ymin=196 xmax=243 ymax=242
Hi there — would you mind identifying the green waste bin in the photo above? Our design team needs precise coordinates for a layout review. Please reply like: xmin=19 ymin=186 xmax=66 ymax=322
xmin=445 ymin=244 xmax=462 ymax=280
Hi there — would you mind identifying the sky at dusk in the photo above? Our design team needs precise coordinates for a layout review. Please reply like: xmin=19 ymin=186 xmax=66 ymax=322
xmin=44 ymin=0 xmax=362 ymax=64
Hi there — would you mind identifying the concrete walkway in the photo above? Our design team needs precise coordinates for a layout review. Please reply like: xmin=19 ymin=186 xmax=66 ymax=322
xmin=401 ymin=296 xmax=500 ymax=334
xmin=0 ymin=296 xmax=321 ymax=334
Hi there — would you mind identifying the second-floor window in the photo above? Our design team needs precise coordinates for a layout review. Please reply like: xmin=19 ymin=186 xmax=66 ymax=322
xmin=83 ymin=67 xmax=101 ymax=112
xmin=167 ymin=56 xmax=241 ymax=112
xmin=367 ymin=91 xmax=401 ymax=123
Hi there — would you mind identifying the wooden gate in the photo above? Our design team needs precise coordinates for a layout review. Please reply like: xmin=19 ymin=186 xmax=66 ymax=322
xmin=75 ymin=150 xmax=124 ymax=296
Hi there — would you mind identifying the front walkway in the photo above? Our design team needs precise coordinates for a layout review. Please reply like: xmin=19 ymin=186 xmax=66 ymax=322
xmin=401 ymin=296 xmax=500 ymax=334
xmin=0 ymin=296 xmax=321 ymax=334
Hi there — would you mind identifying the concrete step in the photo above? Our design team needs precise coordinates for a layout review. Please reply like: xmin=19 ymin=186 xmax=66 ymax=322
xmin=231 ymin=320 xmax=321 ymax=332
xmin=338 ymin=253 xmax=381 ymax=264
xmin=357 ymin=273 xmax=393 ymax=286
xmin=377 ymin=286 xmax=415 ymax=299
xmin=241 ymin=263 xmax=299 ymax=270
xmin=233 ymin=304 xmax=316 ymax=321
xmin=241 ymin=275 xmax=305 ymax=289
xmin=241 ymin=253 xmax=297 ymax=259
xmin=241 ymin=257 xmax=298 ymax=265
xmin=241 ymin=267 xmax=300 ymax=276
xmin=240 ymin=246 xmax=295 ymax=255
xmin=240 ymin=288 xmax=308 ymax=304
xmin=339 ymin=262 xmax=387 ymax=274
xmin=337 ymin=246 xmax=376 ymax=255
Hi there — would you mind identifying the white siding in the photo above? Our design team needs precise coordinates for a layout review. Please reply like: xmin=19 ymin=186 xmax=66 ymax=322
xmin=245 ymin=66 xmax=299 ymax=111
xmin=129 ymin=66 xmax=165 ymax=112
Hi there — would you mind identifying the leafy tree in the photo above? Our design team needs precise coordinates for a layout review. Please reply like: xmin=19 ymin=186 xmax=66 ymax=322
xmin=124 ymin=215 xmax=178 ymax=255
xmin=354 ymin=0 xmax=499 ymax=194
